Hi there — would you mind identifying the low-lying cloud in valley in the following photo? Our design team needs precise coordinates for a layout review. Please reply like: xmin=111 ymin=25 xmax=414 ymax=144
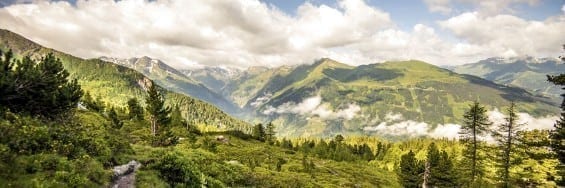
xmin=363 ymin=113 xmax=461 ymax=139
xmin=263 ymin=95 xmax=361 ymax=120
xmin=363 ymin=110 xmax=558 ymax=139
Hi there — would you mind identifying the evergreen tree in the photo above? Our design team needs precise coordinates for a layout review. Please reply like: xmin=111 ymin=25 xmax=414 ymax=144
xmin=459 ymin=101 xmax=491 ymax=184
xmin=252 ymin=123 xmax=265 ymax=141
xmin=82 ymin=91 xmax=105 ymax=112
xmin=314 ymin=140 xmax=329 ymax=158
xmin=360 ymin=143 xmax=374 ymax=161
xmin=265 ymin=122 xmax=276 ymax=145
xmin=0 ymin=49 xmax=15 ymax=113
xmin=493 ymin=102 xmax=523 ymax=187
xmin=399 ymin=150 xmax=423 ymax=188
xmin=127 ymin=97 xmax=144 ymax=120
xmin=549 ymin=45 xmax=565 ymax=185
xmin=145 ymin=80 xmax=171 ymax=136
xmin=170 ymin=105 xmax=184 ymax=127
xmin=108 ymin=107 xmax=123 ymax=129
xmin=515 ymin=130 xmax=558 ymax=187
xmin=0 ymin=51 xmax=82 ymax=119
xmin=281 ymin=138 xmax=293 ymax=150
xmin=334 ymin=134 xmax=344 ymax=143
xmin=426 ymin=143 xmax=458 ymax=187
xmin=276 ymin=158 xmax=286 ymax=172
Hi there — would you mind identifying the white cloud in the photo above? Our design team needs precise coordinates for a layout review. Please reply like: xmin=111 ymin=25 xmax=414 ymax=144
xmin=263 ymin=95 xmax=361 ymax=120
xmin=363 ymin=120 xmax=461 ymax=139
xmin=250 ymin=93 xmax=273 ymax=107
xmin=424 ymin=0 xmax=452 ymax=14
xmin=363 ymin=121 xmax=430 ymax=137
xmin=384 ymin=112 xmax=404 ymax=122
xmin=487 ymin=108 xmax=559 ymax=130
xmin=423 ymin=0 xmax=541 ymax=15
xmin=363 ymin=109 xmax=557 ymax=139
xmin=439 ymin=12 xmax=565 ymax=60
xmin=430 ymin=124 xmax=461 ymax=139
xmin=0 ymin=0 xmax=562 ymax=69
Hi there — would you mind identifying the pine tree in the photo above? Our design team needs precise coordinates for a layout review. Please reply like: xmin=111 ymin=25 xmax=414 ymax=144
xmin=170 ymin=105 xmax=184 ymax=127
xmin=515 ymin=130 xmax=557 ymax=187
xmin=0 ymin=50 xmax=82 ymax=119
xmin=549 ymin=45 xmax=565 ymax=185
xmin=145 ymin=80 xmax=171 ymax=136
xmin=493 ymin=102 xmax=523 ymax=187
xmin=108 ymin=107 xmax=123 ymax=129
xmin=426 ymin=143 xmax=458 ymax=187
xmin=399 ymin=150 xmax=423 ymax=188
xmin=0 ymin=49 xmax=15 ymax=112
xmin=265 ymin=122 xmax=276 ymax=145
xmin=334 ymin=134 xmax=344 ymax=143
xmin=459 ymin=101 xmax=491 ymax=184
xmin=252 ymin=123 xmax=265 ymax=141
xmin=127 ymin=97 xmax=144 ymax=120
xmin=82 ymin=91 xmax=105 ymax=112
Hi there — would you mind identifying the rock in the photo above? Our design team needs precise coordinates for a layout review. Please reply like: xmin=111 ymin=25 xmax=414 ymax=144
xmin=111 ymin=160 xmax=141 ymax=188
xmin=216 ymin=135 xmax=229 ymax=143
xmin=113 ymin=160 xmax=141 ymax=178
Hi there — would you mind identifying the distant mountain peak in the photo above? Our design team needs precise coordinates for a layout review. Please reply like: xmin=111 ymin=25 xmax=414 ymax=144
xmin=312 ymin=58 xmax=352 ymax=69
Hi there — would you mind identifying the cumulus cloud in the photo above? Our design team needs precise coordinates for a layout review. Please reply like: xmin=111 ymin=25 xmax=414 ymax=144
xmin=0 ymin=0 xmax=561 ymax=69
xmin=439 ymin=12 xmax=565 ymax=59
xmin=263 ymin=95 xmax=361 ymax=120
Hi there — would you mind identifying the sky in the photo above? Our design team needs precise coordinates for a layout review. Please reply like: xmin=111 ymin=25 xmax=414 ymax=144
xmin=0 ymin=0 xmax=563 ymax=69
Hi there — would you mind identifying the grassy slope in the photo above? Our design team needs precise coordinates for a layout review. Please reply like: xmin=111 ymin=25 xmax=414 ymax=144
xmin=0 ymin=29 xmax=250 ymax=131
xmin=131 ymin=135 xmax=401 ymax=188
xmin=233 ymin=59 xmax=559 ymax=137
xmin=453 ymin=59 xmax=564 ymax=104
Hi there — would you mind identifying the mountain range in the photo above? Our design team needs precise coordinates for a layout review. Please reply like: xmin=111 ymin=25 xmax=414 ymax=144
xmin=98 ymin=56 xmax=240 ymax=114
xmin=188 ymin=58 xmax=559 ymax=138
xmin=451 ymin=56 xmax=564 ymax=104
xmin=0 ymin=29 xmax=560 ymax=138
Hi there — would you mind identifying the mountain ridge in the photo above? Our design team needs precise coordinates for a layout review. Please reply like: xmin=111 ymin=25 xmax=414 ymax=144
xmin=98 ymin=56 xmax=241 ymax=115
xmin=0 ymin=28 xmax=251 ymax=131
xmin=452 ymin=56 xmax=564 ymax=104
xmin=190 ymin=57 xmax=559 ymax=137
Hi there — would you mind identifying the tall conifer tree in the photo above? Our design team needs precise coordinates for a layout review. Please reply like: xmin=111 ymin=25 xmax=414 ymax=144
xmin=145 ymin=80 xmax=171 ymax=136
xmin=459 ymin=101 xmax=492 ymax=184
xmin=493 ymin=102 xmax=522 ymax=187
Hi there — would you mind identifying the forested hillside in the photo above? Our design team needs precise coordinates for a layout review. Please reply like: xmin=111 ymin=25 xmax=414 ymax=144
xmin=0 ymin=29 xmax=249 ymax=132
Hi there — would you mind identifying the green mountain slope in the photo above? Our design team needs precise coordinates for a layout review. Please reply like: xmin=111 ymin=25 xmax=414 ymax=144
xmin=195 ymin=58 xmax=559 ymax=137
xmin=100 ymin=56 xmax=240 ymax=114
xmin=452 ymin=57 xmax=564 ymax=104
xmin=0 ymin=29 xmax=250 ymax=131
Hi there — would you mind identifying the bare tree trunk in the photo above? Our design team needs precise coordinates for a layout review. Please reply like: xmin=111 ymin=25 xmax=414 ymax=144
xmin=422 ymin=160 xmax=430 ymax=188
